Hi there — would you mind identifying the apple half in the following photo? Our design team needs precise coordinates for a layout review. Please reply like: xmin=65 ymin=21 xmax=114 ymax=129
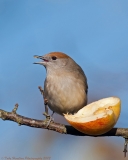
xmin=64 ymin=97 xmax=121 ymax=135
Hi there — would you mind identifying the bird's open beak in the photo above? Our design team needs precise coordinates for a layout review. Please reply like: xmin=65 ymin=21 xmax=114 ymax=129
xmin=33 ymin=55 xmax=49 ymax=65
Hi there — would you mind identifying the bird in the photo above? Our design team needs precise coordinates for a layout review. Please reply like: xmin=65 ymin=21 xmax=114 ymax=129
xmin=34 ymin=52 xmax=88 ymax=117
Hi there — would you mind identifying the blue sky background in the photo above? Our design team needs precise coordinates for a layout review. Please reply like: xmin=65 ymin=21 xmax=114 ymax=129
xmin=0 ymin=0 xmax=128 ymax=159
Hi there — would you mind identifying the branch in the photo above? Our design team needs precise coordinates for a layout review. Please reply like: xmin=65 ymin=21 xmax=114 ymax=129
xmin=0 ymin=104 xmax=127 ymax=137
xmin=1 ymin=104 xmax=128 ymax=157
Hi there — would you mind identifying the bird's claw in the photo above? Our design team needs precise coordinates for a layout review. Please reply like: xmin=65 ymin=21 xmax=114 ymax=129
xmin=43 ymin=112 xmax=54 ymax=128
xmin=43 ymin=112 xmax=50 ymax=119
xmin=46 ymin=116 xmax=54 ymax=128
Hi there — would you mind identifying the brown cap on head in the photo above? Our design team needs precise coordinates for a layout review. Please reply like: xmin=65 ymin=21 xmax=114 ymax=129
xmin=45 ymin=52 xmax=70 ymax=59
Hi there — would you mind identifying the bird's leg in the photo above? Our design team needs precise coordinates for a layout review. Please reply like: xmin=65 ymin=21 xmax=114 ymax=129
xmin=43 ymin=101 xmax=54 ymax=127
xmin=38 ymin=86 xmax=54 ymax=127
xmin=45 ymin=111 xmax=54 ymax=127
xmin=43 ymin=98 xmax=49 ymax=118
xmin=38 ymin=86 xmax=50 ymax=117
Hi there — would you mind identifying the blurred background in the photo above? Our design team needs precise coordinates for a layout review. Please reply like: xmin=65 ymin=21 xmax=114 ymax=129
xmin=0 ymin=0 xmax=128 ymax=159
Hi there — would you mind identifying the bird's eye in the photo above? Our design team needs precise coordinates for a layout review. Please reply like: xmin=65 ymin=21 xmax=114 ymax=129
xmin=52 ymin=56 xmax=57 ymax=60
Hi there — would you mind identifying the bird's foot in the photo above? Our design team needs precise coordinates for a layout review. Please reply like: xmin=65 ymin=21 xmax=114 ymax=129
xmin=43 ymin=112 xmax=54 ymax=128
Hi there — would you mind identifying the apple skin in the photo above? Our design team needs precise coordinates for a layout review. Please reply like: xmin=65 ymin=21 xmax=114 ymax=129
xmin=64 ymin=97 xmax=121 ymax=135
xmin=66 ymin=112 xmax=115 ymax=135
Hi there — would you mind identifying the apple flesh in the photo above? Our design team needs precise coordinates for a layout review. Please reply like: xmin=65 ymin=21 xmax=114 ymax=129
xmin=64 ymin=97 xmax=121 ymax=135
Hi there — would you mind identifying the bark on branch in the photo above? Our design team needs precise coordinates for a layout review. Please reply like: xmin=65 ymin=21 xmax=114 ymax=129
xmin=0 ymin=104 xmax=128 ymax=138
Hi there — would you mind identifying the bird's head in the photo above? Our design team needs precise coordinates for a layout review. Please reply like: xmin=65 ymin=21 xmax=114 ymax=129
xmin=34 ymin=52 xmax=74 ymax=71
